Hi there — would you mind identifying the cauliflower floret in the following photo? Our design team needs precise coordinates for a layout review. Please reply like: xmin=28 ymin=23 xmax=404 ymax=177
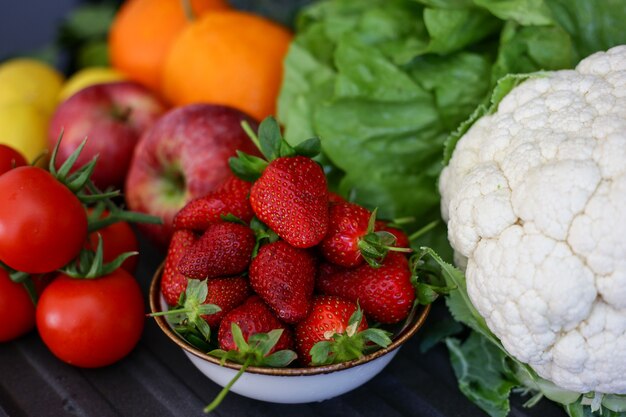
xmin=439 ymin=45 xmax=626 ymax=394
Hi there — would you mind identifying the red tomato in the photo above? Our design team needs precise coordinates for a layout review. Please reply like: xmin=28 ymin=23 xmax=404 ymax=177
xmin=36 ymin=269 xmax=145 ymax=368
xmin=0 ymin=268 xmax=36 ymax=342
xmin=86 ymin=213 xmax=139 ymax=274
xmin=0 ymin=166 xmax=88 ymax=273
xmin=0 ymin=144 xmax=27 ymax=175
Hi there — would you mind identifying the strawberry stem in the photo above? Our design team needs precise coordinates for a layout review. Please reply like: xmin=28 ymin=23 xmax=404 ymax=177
xmin=407 ymin=220 xmax=439 ymax=242
xmin=203 ymin=356 xmax=251 ymax=413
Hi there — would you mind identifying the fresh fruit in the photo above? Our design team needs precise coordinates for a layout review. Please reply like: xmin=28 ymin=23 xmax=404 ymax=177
xmin=58 ymin=66 xmax=126 ymax=101
xmin=161 ymin=229 xmax=198 ymax=306
xmin=249 ymin=240 xmax=316 ymax=324
xmin=316 ymin=252 xmax=416 ymax=324
xmin=0 ymin=144 xmax=27 ymax=175
xmin=0 ymin=58 xmax=64 ymax=115
xmin=177 ymin=222 xmax=255 ymax=279
xmin=200 ymin=277 xmax=251 ymax=328
xmin=320 ymin=202 xmax=410 ymax=267
xmin=0 ymin=102 xmax=49 ymax=162
xmin=375 ymin=220 xmax=411 ymax=249
xmin=294 ymin=295 xmax=391 ymax=366
xmin=0 ymin=268 xmax=36 ymax=342
xmin=250 ymin=156 xmax=329 ymax=248
xmin=173 ymin=176 xmax=254 ymax=231
xmin=161 ymin=10 xmax=292 ymax=121
xmin=217 ymin=295 xmax=294 ymax=353
xmin=86 ymin=210 xmax=140 ymax=274
xmin=124 ymin=104 xmax=260 ymax=247
xmin=109 ymin=0 xmax=229 ymax=91
xmin=48 ymin=81 xmax=167 ymax=190
xmin=0 ymin=166 xmax=88 ymax=273
xmin=36 ymin=268 xmax=145 ymax=368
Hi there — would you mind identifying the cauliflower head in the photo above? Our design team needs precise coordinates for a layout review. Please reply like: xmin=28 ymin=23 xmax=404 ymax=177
xmin=439 ymin=45 xmax=626 ymax=394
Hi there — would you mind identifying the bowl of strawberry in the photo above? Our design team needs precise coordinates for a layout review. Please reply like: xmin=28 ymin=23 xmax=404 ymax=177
xmin=148 ymin=117 xmax=433 ymax=411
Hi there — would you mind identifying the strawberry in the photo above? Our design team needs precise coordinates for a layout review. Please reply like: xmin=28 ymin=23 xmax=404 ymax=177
xmin=250 ymin=156 xmax=328 ymax=248
xmin=229 ymin=117 xmax=329 ymax=249
xmin=249 ymin=240 xmax=316 ymax=324
xmin=375 ymin=220 xmax=410 ymax=249
xmin=320 ymin=201 xmax=411 ymax=268
xmin=161 ymin=229 xmax=197 ymax=306
xmin=316 ymin=252 xmax=415 ymax=324
xmin=294 ymin=295 xmax=391 ymax=366
xmin=217 ymin=295 xmax=294 ymax=353
xmin=172 ymin=176 xmax=253 ymax=231
xmin=177 ymin=222 xmax=255 ymax=279
xmin=201 ymin=276 xmax=251 ymax=328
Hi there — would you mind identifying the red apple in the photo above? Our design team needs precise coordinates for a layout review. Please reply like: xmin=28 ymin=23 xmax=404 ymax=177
xmin=48 ymin=81 xmax=168 ymax=190
xmin=125 ymin=104 xmax=260 ymax=248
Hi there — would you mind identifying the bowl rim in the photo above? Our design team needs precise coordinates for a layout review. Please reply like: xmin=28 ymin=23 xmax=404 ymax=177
xmin=149 ymin=263 xmax=431 ymax=376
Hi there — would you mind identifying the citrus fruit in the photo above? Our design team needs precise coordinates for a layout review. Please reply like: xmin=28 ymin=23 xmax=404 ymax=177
xmin=108 ymin=0 xmax=229 ymax=91
xmin=0 ymin=58 xmax=64 ymax=115
xmin=161 ymin=10 xmax=293 ymax=122
xmin=0 ymin=102 xmax=49 ymax=162
xmin=58 ymin=67 xmax=126 ymax=101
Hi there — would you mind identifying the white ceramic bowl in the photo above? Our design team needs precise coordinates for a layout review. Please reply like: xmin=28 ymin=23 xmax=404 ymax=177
xmin=149 ymin=265 xmax=430 ymax=404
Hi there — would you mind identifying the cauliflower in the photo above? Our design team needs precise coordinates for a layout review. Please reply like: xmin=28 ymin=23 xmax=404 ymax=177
xmin=438 ymin=45 xmax=626 ymax=394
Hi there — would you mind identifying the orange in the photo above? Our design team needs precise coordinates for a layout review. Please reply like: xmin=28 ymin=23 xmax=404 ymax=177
xmin=161 ymin=10 xmax=293 ymax=121
xmin=108 ymin=0 xmax=229 ymax=91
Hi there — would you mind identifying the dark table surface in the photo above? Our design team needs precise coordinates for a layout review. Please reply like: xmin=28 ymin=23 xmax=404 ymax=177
xmin=0 ymin=236 xmax=567 ymax=417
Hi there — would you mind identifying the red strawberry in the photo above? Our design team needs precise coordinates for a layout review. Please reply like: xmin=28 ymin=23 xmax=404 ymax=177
xmin=177 ymin=222 xmax=255 ymax=279
xmin=320 ymin=201 xmax=410 ymax=268
xmin=161 ymin=229 xmax=197 ymax=306
xmin=328 ymin=192 xmax=345 ymax=203
xmin=173 ymin=176 xmax=254 ymax=231
xmin=294 ymin=295 xmax=390 ymax=366
xmin=250 ymin=156 xmax=328 ymax=248
xmin=316 ymin=253 xmax=415 ymax=324
xmin=375 ymin=220 xmax=410 ymax=249
xmin=249 ymin=240 xmax=316 ymax=324
xmin=201 ymin=276 xmax=251 ymax=328
xmin=217 ymin=295 xmax=294 ymax=353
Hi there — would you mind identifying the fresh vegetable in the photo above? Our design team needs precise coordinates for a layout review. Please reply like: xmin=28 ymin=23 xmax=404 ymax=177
xmin=0 ymin=268 xmax=36 ymax=342
xmin=177 ymin=221 xmax=255 ymax=279
xmin=0 ymin=166 xmax=88 ymax=273
xmin=36 ymin=266 xmax=145 ymax=368
xmin=86 ymin=209 xmax=139 ymax=274
xmin=277 ymin=0 xmax=626 ymax=258
xmin=294 ymin=295 xmax=391 ymax=366
xmin=249 ymin=240 xmax=317 ymax=324
xmin=0 ymin=144 xmax=27 ymax=176
xmin=435 ymin=45 xmax=626 ymax=416
xmin=172 ymin=176 xmax=254 ymax=231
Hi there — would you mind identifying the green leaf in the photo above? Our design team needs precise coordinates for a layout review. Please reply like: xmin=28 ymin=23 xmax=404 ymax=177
xmin=293 ymin=137 xmax=321 ymax=157
xmin=446 ymin=333 xmax=518 ymax=417
xmin=418 ymin=316 xmax=464 ymax=353
xmin=263 ymin=350 xmax=298 ymax=368
xmin=310 ymin=340 xmax=332 ymax=366
xmin=228 ymin=152 xmax=268 ymax=182
xmin=360 ymin=328 xmax=392 ymax=348
xmin=231 ymin=323 xmax=249 ymax=352
xmin=257 ymin=116 xmax=284 ymax=160
xmin=196 ymin=304 xmax=222 ymax=316
xmin=472 ymin=0 xmax=554 ymax=25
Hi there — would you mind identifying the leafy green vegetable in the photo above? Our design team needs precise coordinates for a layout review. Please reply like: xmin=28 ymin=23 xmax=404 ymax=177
xmin=446 ymin=333 xmax=518 ymax=417
xmin=278 ymin=0 xmax=626 ymax=260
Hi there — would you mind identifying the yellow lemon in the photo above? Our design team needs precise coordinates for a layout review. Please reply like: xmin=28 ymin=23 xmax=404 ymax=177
xmin=0 ymin=58 xmax=64 ymax=115
xmin=0 ymin=102 xmax=49 ymax=163
xmin=58 ymin=67 xmax=127 ymax=102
